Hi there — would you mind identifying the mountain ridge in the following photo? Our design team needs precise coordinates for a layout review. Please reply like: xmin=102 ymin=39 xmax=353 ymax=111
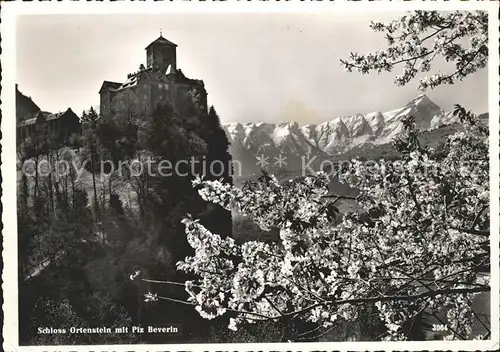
xmin=223 ymin=94 xmax=486 ymax=178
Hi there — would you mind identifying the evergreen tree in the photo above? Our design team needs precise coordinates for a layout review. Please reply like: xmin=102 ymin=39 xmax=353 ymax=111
xmin=81 ymin=107 xmax=100 ymax=213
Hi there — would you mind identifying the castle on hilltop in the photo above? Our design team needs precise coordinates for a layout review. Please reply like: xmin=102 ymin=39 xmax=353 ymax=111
xmin=99 ymin=34 xmax=208 ymax=119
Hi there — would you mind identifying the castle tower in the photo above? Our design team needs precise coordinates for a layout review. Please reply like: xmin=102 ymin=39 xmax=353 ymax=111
xmin=100 ymin=34 xmax=208 ymax=119
xmin=145 ymin=34 xmax=177 ymax=74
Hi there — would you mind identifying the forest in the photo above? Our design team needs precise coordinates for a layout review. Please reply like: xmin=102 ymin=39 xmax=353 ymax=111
xmin=18 ymin=94 xmax=236 ymax=343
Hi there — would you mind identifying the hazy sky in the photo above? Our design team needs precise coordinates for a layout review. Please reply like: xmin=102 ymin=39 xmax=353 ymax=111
xmin=16 ymin=13 xmax=488 ymax=125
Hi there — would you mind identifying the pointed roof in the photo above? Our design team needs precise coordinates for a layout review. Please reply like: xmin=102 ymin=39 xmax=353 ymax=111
xmin=17 ymin=108 xmax=79 ymax=127
xmin=98 ymin=81 xmax=122 ymax=94
xmin=145 ymin=35 xmax=177 ymax=50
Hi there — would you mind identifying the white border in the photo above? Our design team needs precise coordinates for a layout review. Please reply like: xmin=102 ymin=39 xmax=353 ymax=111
xmin=2 ymin=1 xmax=499 ymax=351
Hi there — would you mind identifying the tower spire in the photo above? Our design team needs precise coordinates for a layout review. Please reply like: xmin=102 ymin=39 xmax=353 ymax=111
xmin=146 ymin=32 xmax=177 ymax=73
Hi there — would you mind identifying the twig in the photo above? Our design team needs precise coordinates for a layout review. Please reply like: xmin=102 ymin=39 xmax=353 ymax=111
xmin=265 ymin=296 xmax=285 ymax=316
xmin=450 ymin=227 xmax=490 ymax=237
xmin=470 ymin=205 xmax=488 ymax=231
xmin=280 ymin=286 xmax=489 ymax=319
xmin=139 ymin=278 xmax=201 ymax=288
xmin=156 ymin=295 xmax=275 ymax=320
xmin=321 ymin=194 xmax=359 ymax=201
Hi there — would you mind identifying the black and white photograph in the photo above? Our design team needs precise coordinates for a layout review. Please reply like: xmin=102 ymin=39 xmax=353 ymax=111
xmin=2 ymin=1 xmax=499 ymax=350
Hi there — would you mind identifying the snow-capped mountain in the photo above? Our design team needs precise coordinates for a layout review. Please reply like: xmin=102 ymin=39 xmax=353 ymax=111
xmin=375 ymin=94 xmax=445 ymax=144
xmin=224 ymin=94 xmax=467 ymax=178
